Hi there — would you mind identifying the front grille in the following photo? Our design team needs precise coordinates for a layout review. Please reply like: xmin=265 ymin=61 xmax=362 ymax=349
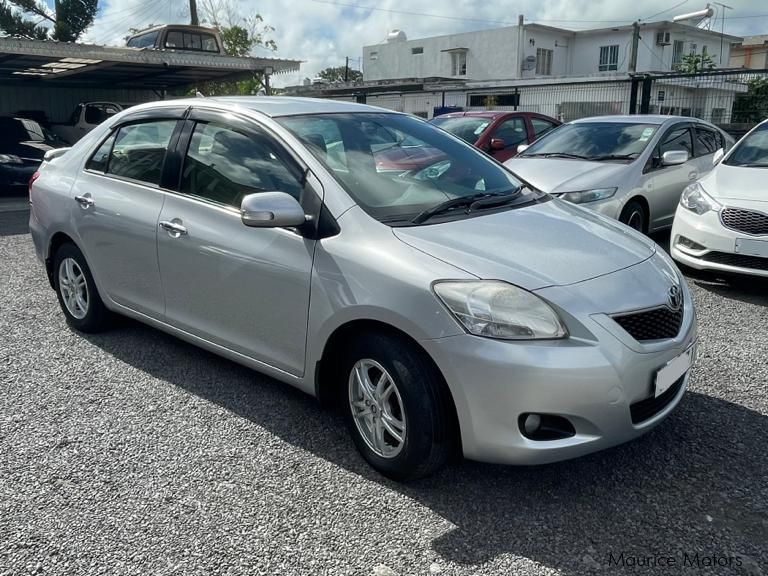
xmin=630 ymin=375 xmax=685 ymax=424
xmin=721 ymin=207 xmax=768 ymax=236
xmin=702 ymin=251 xmax=768 ymax=271
xmin=613 ymin=306 xmax=684 ymax=342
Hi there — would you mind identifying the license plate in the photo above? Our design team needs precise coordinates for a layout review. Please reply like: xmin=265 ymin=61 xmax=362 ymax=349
xmin=654 ymin=343 xmax=695 ymax=397
xmin=735 ymin=238 xmax=768 ymax=258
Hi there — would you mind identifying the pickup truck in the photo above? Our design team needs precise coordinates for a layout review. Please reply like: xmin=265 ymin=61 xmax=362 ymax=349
xmin=51 ymin=102 xmax=127 ymax=145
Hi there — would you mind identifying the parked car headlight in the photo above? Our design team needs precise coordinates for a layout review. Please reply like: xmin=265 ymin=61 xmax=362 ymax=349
xmin=433 ymin=280 xmax=568 ymax=340
xmin=680 ymin=182 xmax=721 ymax=215
xmin=559 ymin=188 xmax=617 ymax=204
xmin=0 ymin=154 xmax=22 ymax=164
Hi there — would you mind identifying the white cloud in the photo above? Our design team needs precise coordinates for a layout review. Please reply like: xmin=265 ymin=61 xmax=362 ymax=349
xmin=83 ymin=0 xmax=768 ymax=86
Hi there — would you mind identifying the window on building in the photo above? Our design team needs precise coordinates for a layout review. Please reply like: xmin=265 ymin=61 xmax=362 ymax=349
xmin=467 ymin=93 xmax=520 ymax=107
xmin=536 ymin=48 xmax=553 ymax=75
xmin=451 ymin=51 xmax=467 ymax=76
xmin=411 ymin=47 xmax=423 ymax=55
xmin=702 ymin=45 xmax=708 ymax=56
xmin=369 ymin=51 xmax=378 ymax=60
xmin=711 ymin=108 xmax=725 ymax=124
xmin=672 ymin=40 xmax=685 ymax=68
xmin=598 ymin=45 xmax=619 ymax=71
xmin=689 ymin=42 xmax=697 ymax=54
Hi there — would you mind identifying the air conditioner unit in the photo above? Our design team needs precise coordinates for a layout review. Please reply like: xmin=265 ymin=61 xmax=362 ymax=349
xmin=656 ymin=31 xmax=671 ymax=46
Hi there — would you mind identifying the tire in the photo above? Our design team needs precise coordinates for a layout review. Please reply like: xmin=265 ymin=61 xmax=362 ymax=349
xmin=342 ymin=332 xmax=455 ymax=481
xmin=53 ymin=243 xmax=111 ymax=333
xmin=619 ymin=200 xmax=648 ymax=234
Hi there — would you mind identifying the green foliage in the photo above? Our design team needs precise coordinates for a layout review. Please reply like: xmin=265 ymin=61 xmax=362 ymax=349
xmin=732 ymin=77 xmax=768 ymax=123
xmin=0 ymin=0 xmax=97 ymax=41
xmin=675 ymin=52 xmax=716 ymax=73
xmin=318 ymin=65 xmax=363 ymax=83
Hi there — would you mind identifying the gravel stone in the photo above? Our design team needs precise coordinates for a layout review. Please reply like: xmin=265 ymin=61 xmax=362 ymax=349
xmin=1 ymin=231 xmax=766 ymax=575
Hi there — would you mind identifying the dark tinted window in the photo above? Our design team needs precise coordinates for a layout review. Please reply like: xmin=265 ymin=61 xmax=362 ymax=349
xmin=492 ymin=117 xmax=527 ymax=148
xmin=723 ymin=123 xmax=768 ymax=167
xmin=84 ymin=104 xmax=120 ymax=126
xmin=165 ymin=31 xmax=219 ymax=52
xmin=180 ymin=122 xmax=303 ymax=207
xmin=0 ymin=118 xmax=50 ymax=143
xmin=106 ymin=120 xmax=177 ymax=185
xmin=659 ymin=126 xmax=693 ymax=156
xmin=86 ymin=133 xmax=116 ymax=172
xmin=694 ymin=127 xmax=718 ymax=156
xmin=531 ymin=117 xmax=558 ymax=137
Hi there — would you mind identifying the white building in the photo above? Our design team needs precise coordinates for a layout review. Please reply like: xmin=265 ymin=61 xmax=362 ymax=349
xmin=363 ymin=21 xmax=741 ymax=82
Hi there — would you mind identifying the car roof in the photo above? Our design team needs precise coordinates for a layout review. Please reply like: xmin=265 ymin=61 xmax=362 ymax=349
xmin=570 ymin=115 xmax=706 ymax=125
xmin=134 ymin=96 xmax=398 ymax=118
xmin=434 ymin=111 xmax=525 ymax=119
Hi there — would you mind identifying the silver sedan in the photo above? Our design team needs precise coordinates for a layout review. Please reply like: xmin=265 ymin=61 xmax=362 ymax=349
xmin=506 ymin=115 xmax=733 ymax=233
xmin=30 ymin=98 xmax=696 ymax=480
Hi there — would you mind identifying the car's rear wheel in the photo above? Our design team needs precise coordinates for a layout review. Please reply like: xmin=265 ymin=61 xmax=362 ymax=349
xmin=53 ymin=243 xmax=111 ymax=333
xmin=619 ymin=200 xmax=648 ymax=233
xmin=342 ymin=332 xmax=454 ymax=481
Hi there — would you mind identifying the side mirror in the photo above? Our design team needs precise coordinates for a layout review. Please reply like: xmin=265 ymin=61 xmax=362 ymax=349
xmin=712 ymin=148 xmax=725 ymax=166
xmin=240 ymin=192 xmax=307 ymax=228
xmin=516 ymin=144 xmax=530 ymax=154
xmin=490 ymin=138 xmax=506 ymax=151
xmin=662 ymin=150 xmax=688 ymax=166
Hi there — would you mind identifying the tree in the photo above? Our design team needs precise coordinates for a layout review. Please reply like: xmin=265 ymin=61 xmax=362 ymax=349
xmin=318 ymin=65 xmax=363 ymax=83
xmin=732 ymin=77 xmax=768 ymax=123
xmin=676 ymin=52 xmax=716 ymax=73
xmin=0 ymin=0 xmax=98 ymax=42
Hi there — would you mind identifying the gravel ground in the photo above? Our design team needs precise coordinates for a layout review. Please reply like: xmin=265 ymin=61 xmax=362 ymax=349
xmin=1 ymin=229 xmax=766 ymax=576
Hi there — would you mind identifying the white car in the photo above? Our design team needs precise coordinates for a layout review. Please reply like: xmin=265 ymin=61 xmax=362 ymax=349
xmin=671 ymin=119 xmax=768 ymax=277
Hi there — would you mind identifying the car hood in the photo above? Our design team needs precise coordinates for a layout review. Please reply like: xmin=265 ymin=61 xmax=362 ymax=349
xmin=703 ymin=163 xmax=768 ymax=203
xmin=504 ymin=157 xmax=629 ymax=193
xmin=393 ymin=198 xmax=655 ymax=290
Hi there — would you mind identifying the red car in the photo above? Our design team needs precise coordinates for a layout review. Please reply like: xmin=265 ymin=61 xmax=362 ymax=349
xmin=430 ymin=111 xmax=561 ymax=162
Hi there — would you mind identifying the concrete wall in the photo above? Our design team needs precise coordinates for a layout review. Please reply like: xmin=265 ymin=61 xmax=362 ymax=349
xmin=519 ymin=27 xmax=572 ymax=77
xmin=0 ymin=86 xmax=159 ymax=123
xmin=363 ymin=26 xmax=521 ymax=81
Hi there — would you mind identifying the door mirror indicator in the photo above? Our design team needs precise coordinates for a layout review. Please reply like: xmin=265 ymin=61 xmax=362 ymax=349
xmin=490 ymin=138 xmax=506 ymax=151
xmin=661 ymin=150 xmax=688 ymax=166
xmin=712 ymin=148 xmax=725 ymax=166
xmin=240 ymin=192 xmax=307 ymax=228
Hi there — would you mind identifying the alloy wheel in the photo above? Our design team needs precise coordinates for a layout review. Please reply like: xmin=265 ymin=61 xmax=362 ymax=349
xmin=348 ymin=358 xmax=407 ymax=458
xmin=58 ymin=257 xmax=89 ymax=320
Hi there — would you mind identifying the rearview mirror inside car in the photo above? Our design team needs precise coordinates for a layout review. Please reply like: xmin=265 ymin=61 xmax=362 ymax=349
xmin=661 ymin=150 xmax=688 ymax=166
xmin=240 ymin=192 xmax=307 ymax=228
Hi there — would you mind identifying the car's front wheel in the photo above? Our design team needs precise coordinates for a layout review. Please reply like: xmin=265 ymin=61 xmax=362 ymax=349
xmin=53 ymin=243 xmax=111 ymax=333
xmin=619 ymin=200 xmax=648 ymax=233
xmin=343 ymin=332 xmax=455 ymax=481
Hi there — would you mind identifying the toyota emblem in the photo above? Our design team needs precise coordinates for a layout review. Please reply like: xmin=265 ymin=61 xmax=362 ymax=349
xmin=667 ymin=285 xmax=683 ymax=312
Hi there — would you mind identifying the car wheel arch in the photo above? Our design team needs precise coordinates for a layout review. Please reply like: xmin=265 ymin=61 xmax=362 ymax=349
xmin=46 ymin=232 xmax=78 ymax=288
xmin=620 ymin=195 xmax=650 ymax=232
xmin=314 ymin=318 xmax=462 ymax=449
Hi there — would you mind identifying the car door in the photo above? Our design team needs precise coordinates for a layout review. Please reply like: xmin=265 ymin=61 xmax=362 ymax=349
xmin=71 ymin=111 xmax=185 ymax=318
xmin=643 ymin=123 xmax=696 ymax=230
xmin=156 ymin=109 xmax=318 ymax=376
xmin=488 ymin=116 xmax=529 ymax=162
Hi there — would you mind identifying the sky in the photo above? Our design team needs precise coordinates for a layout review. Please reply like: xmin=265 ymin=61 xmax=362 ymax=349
xmin=72 ymin=0 xmax=768 ymax=86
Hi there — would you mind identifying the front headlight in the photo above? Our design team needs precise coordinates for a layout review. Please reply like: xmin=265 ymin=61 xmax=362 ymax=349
xmin=559 ymin=187 xmax=617 ymax=204
xmin=0 ymin=154 xmax=22 ymax=164
xmin=680 ymin=182 xmax=721 ymax=215
xmin=433 ymin=281 xmax=568 ymax=340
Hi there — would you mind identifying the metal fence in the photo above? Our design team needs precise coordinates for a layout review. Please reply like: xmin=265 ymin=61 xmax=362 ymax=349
xmin=355 ymin=69 xmax=768 ymax=135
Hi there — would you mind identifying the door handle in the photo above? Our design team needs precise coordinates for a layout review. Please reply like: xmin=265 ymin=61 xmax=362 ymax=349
xmin=74 ymin=194 xmax=94 ymax=208
xmin=159 ymin=220 xmax=188 ymax=237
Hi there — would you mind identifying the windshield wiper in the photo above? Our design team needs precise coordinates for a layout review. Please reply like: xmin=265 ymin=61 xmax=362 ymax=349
xmin=588 ymin=153 xmax=638 ymax=161
xmin=522 ymin=152 xmax=590 ymax=160
xmin=411 ymin=190 xmax=520 ymax=224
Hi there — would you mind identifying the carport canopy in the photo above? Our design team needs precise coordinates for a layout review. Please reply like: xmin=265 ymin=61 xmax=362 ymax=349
xmin=0 ymin=37 xmax=300 ymax=89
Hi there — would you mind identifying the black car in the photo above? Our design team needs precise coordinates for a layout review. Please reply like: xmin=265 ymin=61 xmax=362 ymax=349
xmin=0 ymin=117 xmax=67 ymax=194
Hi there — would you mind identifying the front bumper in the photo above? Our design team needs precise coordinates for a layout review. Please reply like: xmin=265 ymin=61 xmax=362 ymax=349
xmin=421 ymin=256 xmax=697 ymax=465
xmin=671 ymin=205 xmax=768 ymax=278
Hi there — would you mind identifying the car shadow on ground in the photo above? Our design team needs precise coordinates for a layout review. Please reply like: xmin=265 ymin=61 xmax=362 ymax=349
xmin=83 ymin=318 xmax=768 ymax=575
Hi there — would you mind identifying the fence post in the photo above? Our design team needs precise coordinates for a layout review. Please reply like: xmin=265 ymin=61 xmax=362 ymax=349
xmin=513 ymin=87 xmax=519 ymax=111
xmin=629 ymin=77 xmax=639 ymax=114
xmin=640 ymin=76 xmax=653 ymax=114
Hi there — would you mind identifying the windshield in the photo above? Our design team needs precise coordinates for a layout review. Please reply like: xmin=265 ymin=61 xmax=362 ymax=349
xmin=430 ymin=116 xmax=491 ymax=144
xmin=278 ymin=113 xmax=540 ymax=224
xmin=520 ymin=122 xmax=658 ymax=161
xmin=724 ymin=123 xmax=768 ymax=167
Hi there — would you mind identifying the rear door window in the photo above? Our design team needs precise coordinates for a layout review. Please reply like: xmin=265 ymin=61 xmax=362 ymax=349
xmin=694 ymin=127 xmax=718 ymax=157
xmin=105 ymin=120 xmax=177 ymax=186
xmin=531 ymin=117 xmax=558 ymax=138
